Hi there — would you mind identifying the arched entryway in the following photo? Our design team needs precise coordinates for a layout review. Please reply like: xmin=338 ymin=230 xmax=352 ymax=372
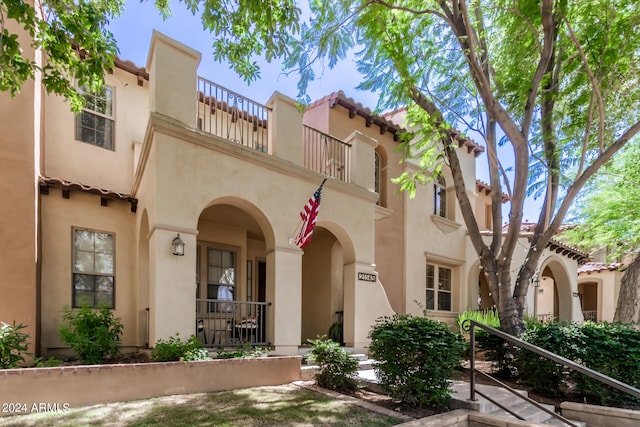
xmin=535 ymin=260 xmax=575 ymax=322
xmin=477 ymin=272 xmax=494 ymax=310
xmin=578 ymin=281 xmax=599 ymax=322
xmin=301 ymin=226 xmax=345 ymax=344
xmin=137 ymin=210 xmax=150 ymax=347
xmin=195 ymin=199 xmax=274 ymax=347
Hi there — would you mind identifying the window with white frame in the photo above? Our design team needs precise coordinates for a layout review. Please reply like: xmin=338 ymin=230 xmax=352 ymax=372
xmin=73 ymin=228 xmax=115 ymax=308
xmin=433 ymin=175 xmax=447 ymax=218
xmin=75 ymin=85 xmax=114 ymax=150
xmin=207 ymin=247 xmax=236 ymax=312
xmin=426 ymin=264 xmax=452 ymax=311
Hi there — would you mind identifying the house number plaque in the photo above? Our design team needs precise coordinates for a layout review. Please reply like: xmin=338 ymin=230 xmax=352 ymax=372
xmin=357 ymin=272 xmax=377 ymax=282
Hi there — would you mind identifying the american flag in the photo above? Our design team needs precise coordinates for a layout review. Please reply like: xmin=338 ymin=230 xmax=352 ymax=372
xmin=295 ymin=179 xmax=327 ymax=249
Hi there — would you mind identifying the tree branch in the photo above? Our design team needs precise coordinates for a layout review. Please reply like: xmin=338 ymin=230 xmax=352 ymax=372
xmin=562 ymin=13 xmax=605 ymax=154
xmin=521 ymin=0 xmax=555 ymax=140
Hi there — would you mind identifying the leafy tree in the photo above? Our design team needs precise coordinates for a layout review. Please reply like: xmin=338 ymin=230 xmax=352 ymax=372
xmin=285 ymin=0 xmax=640 ymax=334
xmin=563 ymin=143 xmax=640 ymax=322
xmin=1 ymin=0 xmax=300 ymax=110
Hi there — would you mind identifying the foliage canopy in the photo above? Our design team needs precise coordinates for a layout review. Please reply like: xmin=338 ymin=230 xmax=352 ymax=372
xmin=286 ymin=0 xmax=640 ymax=334
xmin=1 ymin=0 xmax=300 ymax=110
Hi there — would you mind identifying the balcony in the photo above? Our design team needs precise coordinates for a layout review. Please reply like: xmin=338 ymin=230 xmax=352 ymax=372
xmin=303 ymin=125 xmax=351 ymax=183
xmin=196 ymin=77 xmax=355 ymax=185
xmin=197 ymin=77 xmax=269 ymax=152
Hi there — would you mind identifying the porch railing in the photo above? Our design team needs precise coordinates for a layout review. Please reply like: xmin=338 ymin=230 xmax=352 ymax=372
xmin=582 ymin=310 xmax=597 ymax=322
xmin=196 ymin=299 xmax=269 ymax=348
xmin=196 ymin=77 xmax=269 ymax=152
xmin=303 ymin=125 xmax=351 ymax=183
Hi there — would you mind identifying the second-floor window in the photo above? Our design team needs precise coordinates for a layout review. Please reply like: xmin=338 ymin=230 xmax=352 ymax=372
xmin=76 ymin=86 xmax=114 ymax=150
xmin=426 ymin=264 xmax=452 ymax=311
xmin=433 ymin=175 xmax=447 ymax=218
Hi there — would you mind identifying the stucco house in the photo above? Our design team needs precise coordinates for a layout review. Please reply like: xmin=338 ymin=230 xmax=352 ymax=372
xmin=0 ymin=30 xmax=607 ymax=359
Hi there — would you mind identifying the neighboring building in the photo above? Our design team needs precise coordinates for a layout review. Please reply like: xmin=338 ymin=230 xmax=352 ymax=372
xmin=0 ymin=30 xmax=608 ymax=358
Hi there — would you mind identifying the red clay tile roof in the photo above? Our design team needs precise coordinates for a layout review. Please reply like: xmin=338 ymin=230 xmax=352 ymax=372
xmin=308 ymin=91 xmax=484 ymax=157
xmin=578 ymin=262 xmax=624 ymax=274
xmin=476 ymin=179 xmax=510 ymax=202
xmin=486 ymin=223 xmax=589 ymax=264
xmin=39 ymin=176 xmax=138 ymax=212
xmin=113 ymin=58 xmax=148 ymax=86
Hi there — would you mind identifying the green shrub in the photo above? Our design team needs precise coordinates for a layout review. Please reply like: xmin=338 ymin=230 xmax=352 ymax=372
xmin=516 ymin=322 xmax=582 ymax=396
xmin=59 ymin=306 xmax=123 ymax=364
xmin=34 ymin=357 xmax=63 ymax=368
xmin=368 ymin=315 xmax=466 ymax=410
xmin=0 ymin=321 xmax=30 ymax=369
xmin=456 ymin=308 xmax=500 ymax=332
xmin=515 ymin=321 xmax=640 ymax=407
xmin=152 ymin=334 xmax=209 ymax=362
xmin=567 ymin=322 xmax=640 ymax=406
xmin=215 ymin=344 xmax=268 ymax=359
xmin=307 ymin=336 xmax=358 ymax=393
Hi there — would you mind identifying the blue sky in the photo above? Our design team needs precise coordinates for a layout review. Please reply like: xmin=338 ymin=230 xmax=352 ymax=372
xmin=108 ymin=0 xmax=543 ymax=222
xmin=107 ymin=0 xmax=377 ymax=107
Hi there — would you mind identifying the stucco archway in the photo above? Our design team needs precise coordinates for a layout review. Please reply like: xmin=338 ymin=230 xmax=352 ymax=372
xmin=537 ymin=257 xmax=575 ymax=322
xmin=194 ymin=198 xmax=276 ymax=347
xmin=300 ymin=222 xmax=356 ymax=344
xmin=578 ymin=278 xmax=601 ymax=322
xmin=137 ymin=210 xmax=150 ymax=347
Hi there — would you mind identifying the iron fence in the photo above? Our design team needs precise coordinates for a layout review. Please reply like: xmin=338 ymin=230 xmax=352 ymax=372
xmin=196 ymin=299 xmax=269 ymax=347
xmin=196 ymin=77 xmax=269 ymax=152
xmin=303 ymin=125 xmax=351 ymax=183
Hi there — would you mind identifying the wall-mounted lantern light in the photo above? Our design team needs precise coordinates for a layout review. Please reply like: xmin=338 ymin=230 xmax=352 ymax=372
xmin=172 ymin=233 xmax=185 ymax=256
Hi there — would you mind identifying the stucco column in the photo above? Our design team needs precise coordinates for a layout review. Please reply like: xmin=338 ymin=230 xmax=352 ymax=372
xmin=266 ymin=91 xmax=304 ymax=166
xmin=266 ymin=245 xmax=303 ymax=355
xmin=345 ymin=131 xmax=377 ymax=191
xmin=146 ymin=30 xmax=201 ymax=127
xmin=344 ymin=261 xmax=394 ymax=353
xmin=148 ymin=227 xmax=197 ymax=345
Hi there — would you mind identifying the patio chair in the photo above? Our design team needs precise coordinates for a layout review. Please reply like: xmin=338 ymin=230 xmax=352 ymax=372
xmin=196 ymin=319 xmax=207 ymax=344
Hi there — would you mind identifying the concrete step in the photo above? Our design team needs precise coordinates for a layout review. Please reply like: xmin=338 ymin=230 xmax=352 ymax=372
xmin=493 ymin=400 xmax=556 ymax=423
xmin=450 ymin=380 xmax=528 ymax=413
xmin=543 ymin=416 xmax=586 ymax=426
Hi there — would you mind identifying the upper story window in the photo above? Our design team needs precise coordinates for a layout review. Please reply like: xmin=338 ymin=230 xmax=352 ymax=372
xmin=75 ymin=85 xmax=114 ymax=150
xmin=426 ymin=264 xmax=452 ymax=311
xmin=73 ymin=228 xmax=115 ymax=308
xmin=433 ymin=175 xmax=447 ymax=218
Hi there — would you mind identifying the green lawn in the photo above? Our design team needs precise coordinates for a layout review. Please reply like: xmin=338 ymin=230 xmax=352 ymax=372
xmin=0 ymin=385 xmax=403 ymax=427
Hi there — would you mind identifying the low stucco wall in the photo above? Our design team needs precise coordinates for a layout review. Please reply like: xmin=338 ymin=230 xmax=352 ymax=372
xmin=561 ymin=402 xmax=640 ymax=427
xmin=0 ymin=356 xmax=301 ymax=415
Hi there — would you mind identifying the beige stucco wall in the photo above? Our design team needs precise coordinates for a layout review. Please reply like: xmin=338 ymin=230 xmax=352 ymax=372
xmin=43 ymin=69 xmax=147 ymax=194
xmin=39 ymin=189 xmax=137 ymax=356
xmin=578 ymin=269 xmax=623 ymax=322
xmin=130 ymin=32 xmax=392 ymax=353
xmin=0 ymin=16 xmax=39 ymax=355
xmin=0 ymin=357 xmax=301 ymax=413
xmin=303 ymin=103 xmax=408 ymax=314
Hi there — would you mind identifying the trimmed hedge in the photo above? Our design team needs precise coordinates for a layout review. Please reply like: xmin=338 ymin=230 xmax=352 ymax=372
xmin=368 ymin=315 xmax=466 ymax=410
xmin=478 ymin=320 xmax=640 ymax=407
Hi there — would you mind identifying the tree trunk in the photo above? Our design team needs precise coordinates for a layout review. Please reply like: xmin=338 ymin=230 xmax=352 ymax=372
xmin=613 ymin=252 xmax=640 ymax=323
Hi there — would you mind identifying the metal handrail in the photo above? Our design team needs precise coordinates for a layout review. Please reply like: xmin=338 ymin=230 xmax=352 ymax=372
xmin=464 ymin=319 xmax=640 ymax=426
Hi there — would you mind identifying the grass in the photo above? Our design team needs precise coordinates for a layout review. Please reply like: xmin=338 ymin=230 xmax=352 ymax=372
xmin=0 ymin=384 xmax=402 ymax=427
